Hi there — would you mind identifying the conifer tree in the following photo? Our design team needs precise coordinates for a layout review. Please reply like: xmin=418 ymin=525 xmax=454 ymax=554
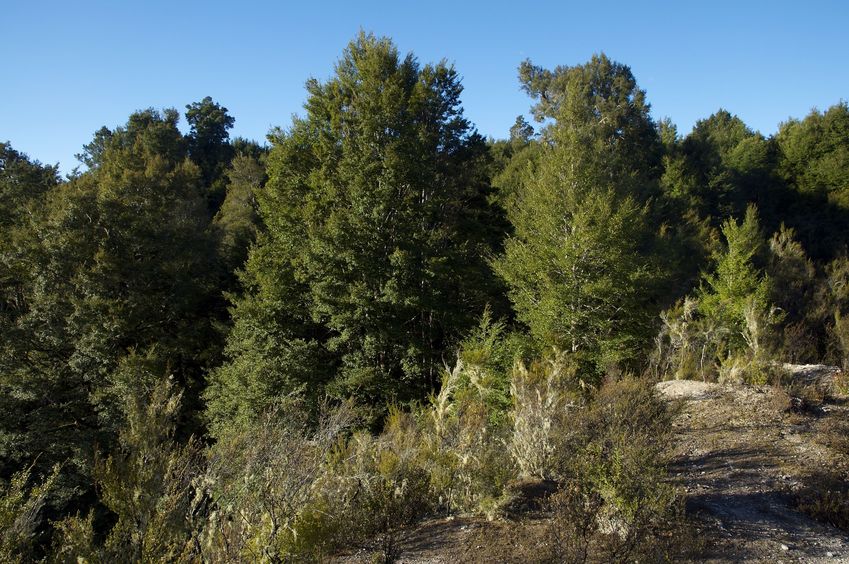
xmin=207 ymin=33 xmax=504 ymax=428
xmin=496 ymin=54 xmax=664 ymax=373
xmin=698 ymin=205 xmax=773 ymax=350
xmin=0 ymin=110 xmax=218 ymax=513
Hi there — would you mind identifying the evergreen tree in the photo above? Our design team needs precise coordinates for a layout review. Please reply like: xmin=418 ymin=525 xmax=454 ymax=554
xmin=207 ymin=33 xmax=505 ymax=429
xmin=698 ymin=205 xmax=773 ymax=353
xmin=185 ymin=96 xmax=236 ymax=214
xmin=496 ymin=54 xmax=664 ymax=374
xmin=661 ymin=110 xmax=781 ymax=226
xmin=0 ymin=110 xmax=218 ymax=515
xmin=212 ymin=151 xmax=266 ymax=275
xmin=775 ymin=102 xmax=849 ymax=258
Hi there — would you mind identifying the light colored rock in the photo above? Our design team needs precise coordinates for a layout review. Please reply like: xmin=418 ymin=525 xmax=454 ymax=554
xmin=782 ymin=363 xmax=842 ymax=394
xmin=655 ymin=380 xmax=720 ymax=401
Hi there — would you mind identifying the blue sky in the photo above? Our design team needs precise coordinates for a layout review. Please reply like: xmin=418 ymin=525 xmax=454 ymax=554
xmin=3 ymin=0 xmax=848 ymax=174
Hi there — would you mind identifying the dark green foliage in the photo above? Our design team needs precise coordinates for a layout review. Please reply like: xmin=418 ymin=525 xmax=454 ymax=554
xmin=212 ymin=152 xmax=266 ymax=274
xmin=53 ymin=374 xmax=203 ymax=563
xmin=207 ymin=33 xmax=507 ymax=430
xmin=497 ymin=54 xmax=665 ymax=375
xmin=0 ymin=110 xmax=220 ymax=528
xmin=185 ymin=96 xmax=236 ymax=214
xmin=775 ymin=103 xmax=849 ymax=258
xmin=0 ymin=143 xmax=59 ymax=320
xmin=3 ymin=34 xmax=849 ymax=562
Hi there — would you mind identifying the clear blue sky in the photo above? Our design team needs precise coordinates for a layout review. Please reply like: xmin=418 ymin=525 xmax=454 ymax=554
xmin=3 ymin=0 xmax=848 ymax=174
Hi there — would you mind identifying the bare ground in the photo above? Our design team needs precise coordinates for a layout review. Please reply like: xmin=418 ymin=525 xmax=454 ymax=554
xmin=659 ymin=378 xmax=849 ymax=562
xmin=335 ymin=376 xmax=849 ymax=563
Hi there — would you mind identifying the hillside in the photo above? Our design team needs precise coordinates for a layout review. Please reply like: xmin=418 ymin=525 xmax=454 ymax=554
xmin=334 ymin=376 xmax=849 ymax=563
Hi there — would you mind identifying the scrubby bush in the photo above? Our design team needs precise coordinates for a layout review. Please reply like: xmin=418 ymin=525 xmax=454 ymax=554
xmin=510 ymin=352 xmax=581 ymax=479
xmin=52 ymin=377 xmax=204 ymax=563
xmin=542 ymin=377 xmax=685 ymax=563
xmin=0 ymin=464 xmax=59 ymax=563
xmin=199 ymin=398 xmax=357 ymax=561
xmin=422 ymin=359 xmax=515 ymax=516
xmin=313 ymin=413 xmax=434 ymax=557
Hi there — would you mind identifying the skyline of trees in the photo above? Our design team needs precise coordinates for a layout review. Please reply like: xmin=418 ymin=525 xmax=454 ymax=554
xmin=2 ymin=31 xmax=849 ymax=560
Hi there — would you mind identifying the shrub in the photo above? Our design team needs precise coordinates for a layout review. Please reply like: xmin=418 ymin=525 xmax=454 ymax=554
xmin=52 ymin=376 xmax=205 ymax=563
xmin=544 ymin=377 xmax=686 ymax=563
xmin=510 ymin=352 xmax=581 ymax=479
xmin=200 ymin=398 xmax=357 ymax=561
xmin=796 ymin=473 xmax=849 ymax=531
xmin=423 ymin=359 xmax=514 ymax=515
xmin=311 ymin=414 xmax=433 ymax=558
xmin=0 ymin=463 xmax=59 ymax=563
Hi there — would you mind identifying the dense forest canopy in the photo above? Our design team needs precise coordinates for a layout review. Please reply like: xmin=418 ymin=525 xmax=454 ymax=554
xmin=2 ymin=32 xmax=849 ymax=561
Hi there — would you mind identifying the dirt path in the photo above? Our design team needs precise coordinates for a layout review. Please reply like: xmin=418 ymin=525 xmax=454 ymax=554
xmin=658 ymin=380 xmax=849 ymax=562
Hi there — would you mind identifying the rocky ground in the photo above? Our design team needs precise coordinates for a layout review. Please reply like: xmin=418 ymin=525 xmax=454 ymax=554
xmin=335 ymin=370 xmax=849 ymax=562
xmin=659 ymin=376 xmax=849 ymax=562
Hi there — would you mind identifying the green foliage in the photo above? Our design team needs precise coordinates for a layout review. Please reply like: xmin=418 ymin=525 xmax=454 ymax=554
xmin=661 ymin=109 xmax=779 ymax=223
xmin=497 ymin=54 xmax=665 ymax=376
xmin=777 ymin=102 xmax=849 ymax=205
xmin=185 ymin=96 xmax=236 ymax=213
xmin=212 ymin=152 xmax=265 ymax=274
xmin=0 ymin=463 xmax=59 ymax=562
xmin=5 ymin=34 xmax=849 ymax=563
xmin=699 ymin=205 xmax=772 ymax=336
xmin=0 ymin=109 xmax=221 ymax=535
xmin=546 ymin=377 xmax=683 ymax=563
xmin=53 ymin=375 xmax=203 ymax=563
xmin=774 ymin=102 xmax=849 ymax=259
xmin=208 ymin=32 xmax=505 ymax=431
xmin=653 ymin=206 xmax=782 ymax=383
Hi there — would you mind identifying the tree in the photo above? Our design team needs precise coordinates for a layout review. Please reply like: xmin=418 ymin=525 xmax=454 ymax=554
xmin=207 ymin=33 xmax=505 ymax=429
xmin=698 ymin=205 xmax=773 ymax=354
xmin=775 ymin=102 xmax=849 ymax=258
xmin=496 ymin=54 xmax=664 ymax=374
xmin=0 ymin=143 xmax=59 ymax=320
xmin=0 ymin=110 xmax=218 ymax=521
xmin=185 ymin=96 xmax=236 ymax=213
xmin=661 ymin=110 xmax=781 ymax=226
xmin=212 ymin=151 xmax=266 ymax=274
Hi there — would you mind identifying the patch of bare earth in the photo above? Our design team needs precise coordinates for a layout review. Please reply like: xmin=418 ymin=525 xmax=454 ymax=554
xmin=659 ymin=375 xmax=849 ymax=562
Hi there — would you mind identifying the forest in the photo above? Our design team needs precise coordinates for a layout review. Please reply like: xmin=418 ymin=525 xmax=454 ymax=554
xmin=3 ymin=31 xmax=849 ymax=562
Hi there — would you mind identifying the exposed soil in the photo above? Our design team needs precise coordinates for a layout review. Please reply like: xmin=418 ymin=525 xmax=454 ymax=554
xmin=335 ymin=374 xmax=849 ymax=563
xmin=660 ymin=378 xmax=849 ymax=562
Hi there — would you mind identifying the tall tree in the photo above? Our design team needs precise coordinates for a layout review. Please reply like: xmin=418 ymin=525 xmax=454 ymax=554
xmin=185 ymin=96 xmax=236 ymax=213
xmin=661 ymin=110 xmax=781 ymax=226
xmin=775 ymin=102 xmax=849 ymax=258
xmin=0 ymin=110 xmax=217 ymax=515
xmin=496 ymin=54 xmax=664 ymax=374
xmin=206 ymin=33 xmax=505 ymax=430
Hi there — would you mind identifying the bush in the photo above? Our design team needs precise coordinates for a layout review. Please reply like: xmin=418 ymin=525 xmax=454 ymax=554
xmin=542 ymin=377 xmax=686 ymax=563
xmin=796 ymin=473 xmax=849 ymax=531
xmin=510 ymin=352 xmax=580 ymax=479
xmin=0 ymin=464 xmax=59 ymax=563
xmin=52 ymin=376 xmax=204 ymax=563
xmin=199 ymin=398 xmax=357 ymax=561
xmin=423 ymin=359 xmax=515 ymax=515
